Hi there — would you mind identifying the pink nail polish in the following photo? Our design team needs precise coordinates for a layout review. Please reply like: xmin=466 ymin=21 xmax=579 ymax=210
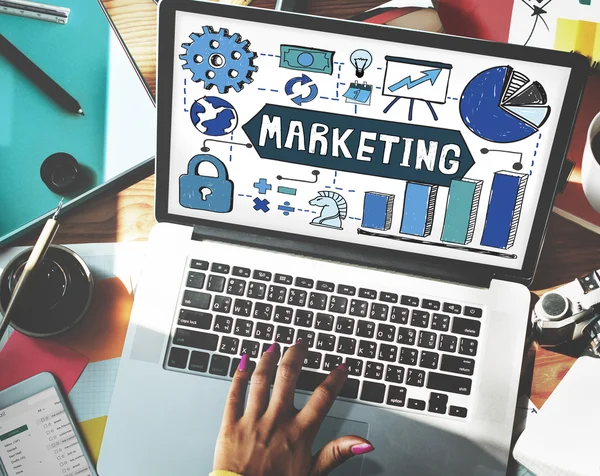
xmin=296 ymin=338 xmax=303 ymax=345
xmin=238 ymin=353 xmax=249 ymax=372
xmin=267 ymin=342 xmax=279 ymax=353
xmin=351 ymin=443 xmax=374 ymax=455
xmin=337 ymin=363 xmax=348 ymax=372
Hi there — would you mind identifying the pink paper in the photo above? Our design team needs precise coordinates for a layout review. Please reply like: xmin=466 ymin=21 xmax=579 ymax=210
xmin=0 ymin=331 xmax=89 ymax=393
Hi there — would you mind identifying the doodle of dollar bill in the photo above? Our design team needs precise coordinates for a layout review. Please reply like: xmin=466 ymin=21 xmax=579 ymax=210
xmin=280 ymin=45 xmax=335 ymax=75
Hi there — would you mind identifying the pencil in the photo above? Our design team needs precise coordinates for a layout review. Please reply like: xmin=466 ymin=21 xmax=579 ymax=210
xmin=0 ymin=34 xmax=84 ymax=115
xmin=0 ymin=199 xmax=63 ymax=341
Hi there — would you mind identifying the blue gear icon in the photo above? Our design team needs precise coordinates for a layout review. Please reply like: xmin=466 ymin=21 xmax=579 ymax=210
xmin=179 ymin=26 xmax=257 ymax=94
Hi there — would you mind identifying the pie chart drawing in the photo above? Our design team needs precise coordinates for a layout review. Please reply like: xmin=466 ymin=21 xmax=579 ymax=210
xmin=460 ymin=66 xmax=551 ymax=143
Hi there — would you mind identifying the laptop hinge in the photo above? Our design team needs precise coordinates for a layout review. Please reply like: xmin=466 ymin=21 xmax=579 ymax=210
xmin=191 ymin=225 xmax=494 ymax=289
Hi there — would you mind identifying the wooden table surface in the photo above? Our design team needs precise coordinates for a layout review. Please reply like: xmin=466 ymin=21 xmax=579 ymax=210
xmin=15 ymin=0 xmax=600 ymax=410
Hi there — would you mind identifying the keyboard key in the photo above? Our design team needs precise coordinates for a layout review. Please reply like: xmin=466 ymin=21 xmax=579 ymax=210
xmin=339 ymin=379 xmax=360 ymax=399
xmin=410 ymin=310 xmax=430 ymax=328
xmin=390 ymin=306 xmax=409 ymax=324
xmin=358 ymin=340 xmax=377 ymax=359
xmin=233 ymin=299 xmax=252 ymax=317
xmin=419 ymin=351 xmax=439 ymax=369
xmin=207 ymin=275 xmax=226 ymax=293
xmin=190 ymin=259 xmax=209 ymax=270
xmin=308 ymin=292 xmax=328 ymax=311
xmin=227 ymin=278 xmax=246 ymax=296
xmin=275 ymin=326 xmax=295 ymax=345
xmin=385 ymin=365 xmax=405 ymax=384
xmin=240 ymin=340 xmax=260 ymax=358
xmin=406 ymin=368 xmax=425 ymax=387
xmin=296 ymin=371 xmax=359 ymax=399
xmin=316 ymin=334 xmax=336 ymax=351
xmin=295 ymin=309 xmax=314 ymax=327
xmin=296 ymin=277 xmax=314 ymax=289
xmin=438 ymin=334 xmax=457 ymax=353
xmin=407 ymin=398 xmax=426 ymax=411
xmin=209 ymin=354 xmax=230 ymax=376
xmin=459 ymin=338 xmax=478 ymax=356
xmin=173 ymin=329 xmax=218 ymax=351
xmin=349 ymin=299 xmax=368 ymax=317
xmin=315 ymin=313 xmax=334 ymax=331
xmin=396 ymin=327 xmax=416 ymax=345
xmin=268 ymin=285 xmax=287 ymax=303
xmin=418 ymin=331 xmax=437 ymax=349
xmin=229 ymin=358 xmax=256 ymax=378
xmin=378 ymin=344 xmax=397 ymax=362
xmin=316 ymin=280 xmax=335 ymax=292
xmin=178 ymin=310 xmax=212 ymax=330
xmin=360 ymin=381 xmax=386 ymax=403
xmin=365 ymin=361 xmax=384 ymax=380
xmin=213 ymin=295 xmax=232 ymax=313
xmin=253 ymin=270 xmax=272 ymax=281
xmin=464 ymin=306 xmax=483 ymax=318
xmin=297 ymin=329 xmax=315 ymax=348
xmin=427 ymin=372 xmax=472 ymax=395
xmin=422 ymin=299 xmax=440 ymax=311
xmin=431 ymin=313 xmax=450 ymax=331
xmin=379 ymin=292 xmax=398 ymax=303
xmin=255 ymin=322 xmax=274 ymax=341
xmin=187 ymin=271 xmax=205 ymax=289
xmin=274 ymin=306 xmax=293 ymax=324
xmin=387 ymin=385 xmax=406 ymax=407
xmin=440 ymin=355 xmax=475 ymax=376
xmin=399 ymin=347 xmax=418 ymax=366
xmin=359 ymin=288 xmax=377 ymax=299
xmin=188 ymin=350 xmax=209 ymax=372
xmin=232 ymin=266 xmax=251 ymax=278
xmin=356 ymin=320 xmax=375 ymax=338
xmin=452 ymin=317 xmax=481 ymax=337
xmin=288 ymin=289 xmax=308 ymax=307
xmin=335 ymin=316 xmax=355 ymax=335
xmin=323 ymin=354 xmax=343 ymax=371
xmin=338 ymin=284 xmax=356 ymax=296
xmin=214 ymin=315 xmax=233 ymax=333
xmin=401 ymin=295 xmax=419 ymax=307
xmin=370 ymin=303 xmax=389 ymax=321
xmin=219 ymin=336 xmax=240 ymax=355
xmin=167 ymin=347 xmax=189 ymax=369
xmin=336 ymin=336 xmax=357 ymax=355
xmin=211 ymin=263 xmax=230 ymax=274
xmin=234 ymin=319 xmax=253 ymax=337
xmin=376 ymin=323 xmax=395 ymax=342
xmin=274 ymin=273 xmax=293 ymax=285
xmin=449 ymin=406 xmax=468 ymax=418
xmin=303 ymin=351 xmax=322 ymax=369
xmin=182 ymin=290 xmax=211 ymax=310
xmin=443 ymin=302 xmax=462 ymax=314
xmin=329 ymin=296 xmax=348 ymax=313
xmin=346 ymin=358 xmax=363 ymax=377
xmin=253 ymin=302 xmax=273 ymax=320
xmin=247 ymin=282 xmax=267 ymax=300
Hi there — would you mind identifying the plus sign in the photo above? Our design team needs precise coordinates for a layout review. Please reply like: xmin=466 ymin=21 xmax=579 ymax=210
xmin=253 ymin=178 xmax=272 ymax=195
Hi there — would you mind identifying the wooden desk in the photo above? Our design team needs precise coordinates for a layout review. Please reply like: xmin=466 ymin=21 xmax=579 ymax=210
xmin=16 ymin=0 xmax=600 ymax=410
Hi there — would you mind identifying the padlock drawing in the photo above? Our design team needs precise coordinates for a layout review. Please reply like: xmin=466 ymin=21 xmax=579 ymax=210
xmin=179 ymin=154 xmax=234 ymax=212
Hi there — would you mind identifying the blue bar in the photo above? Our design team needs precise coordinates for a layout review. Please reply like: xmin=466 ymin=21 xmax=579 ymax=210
xmin=400 ymin=183 xmax=438 ymax=237
xmin=362 ymin=192 xmax=395 ymax=231
xmin=481 ymin=171 xmax=528 ymax=249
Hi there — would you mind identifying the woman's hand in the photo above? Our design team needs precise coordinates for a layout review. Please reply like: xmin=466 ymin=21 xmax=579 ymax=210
xmin=213 ymin=340 xmax=374 ymax=476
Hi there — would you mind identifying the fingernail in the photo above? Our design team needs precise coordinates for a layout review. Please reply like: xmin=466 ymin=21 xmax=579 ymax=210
xmin=296 ymin=338 xmax=303 ymax=345
xmin=337 ymin=363 xmax=348 ymax=372
xmin=238 ymin=353 xmax=249 ymax=372
xmin=351 ymin=443 xmax=374 ymax=455
xmin=267 ymin=342 xmax=279 ymax=353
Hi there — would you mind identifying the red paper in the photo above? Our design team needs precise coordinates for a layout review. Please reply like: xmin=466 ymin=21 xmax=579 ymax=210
xmin=0 ymin=331 xmax=89 ymax=393
xmin=438 ymin=0 xmax=514 ymax=42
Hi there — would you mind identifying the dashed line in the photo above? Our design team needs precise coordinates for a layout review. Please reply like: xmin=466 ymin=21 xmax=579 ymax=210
xmin=183 ymin=97 xmax=186 ymax=105
xmin=331 ymin=98 xmax=340 ymax=101
xmin=349 ymin=217 xmax=362 ymax=221
xmin=354 ymin=104 xmax=358 ymax=115
xmin=270 ymin=89 xmax=279 ymax=93
xmin=320 ymin=96 xmax=330 ymax=100
xmin=447 ymin=96 xmax=458 ymax=101
xmin=377 ymin=67 xmax=383 ymax=70
xmin=230 ymin=133 xmax=233 ymax=162
xmin=258 ymin=87 xmax=267 ymax=91
xmin=334 ymin=171 xmax=337 ymax=185
xmin=348 ymin=190 xmax=355 ymax=192
xmin=335 ymin=187 xmax=343 ymax=190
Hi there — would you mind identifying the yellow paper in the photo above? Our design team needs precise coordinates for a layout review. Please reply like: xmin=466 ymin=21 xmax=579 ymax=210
xmin=78 ymin=416 xmax=108 ymax=466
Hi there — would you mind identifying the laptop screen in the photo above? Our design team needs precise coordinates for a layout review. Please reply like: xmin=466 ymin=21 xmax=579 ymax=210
xmin=164 ymin=8 xmax=574 ymax=272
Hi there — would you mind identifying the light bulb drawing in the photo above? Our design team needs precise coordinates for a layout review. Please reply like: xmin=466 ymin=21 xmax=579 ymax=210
xmin=350 ymin=49 xmax=373 ymax=78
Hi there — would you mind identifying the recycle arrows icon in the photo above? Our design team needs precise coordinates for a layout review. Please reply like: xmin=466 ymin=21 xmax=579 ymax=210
xmin=285 ymin=74 xmax=318 ymax=106
xmin=388 ymin=68 xmax=442 ymax=92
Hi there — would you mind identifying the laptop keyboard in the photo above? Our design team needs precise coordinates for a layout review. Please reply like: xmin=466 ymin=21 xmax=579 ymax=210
xmin=164 ymin=258 xmax=483 ymax=421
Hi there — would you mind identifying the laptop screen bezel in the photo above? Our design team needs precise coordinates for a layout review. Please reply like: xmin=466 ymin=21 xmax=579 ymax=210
xmin=155 ymin=0 xmax=588 ymax=286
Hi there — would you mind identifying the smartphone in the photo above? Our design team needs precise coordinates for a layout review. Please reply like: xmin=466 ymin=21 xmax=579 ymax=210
xmin=0 ymin=372 xmax=98 ymax=476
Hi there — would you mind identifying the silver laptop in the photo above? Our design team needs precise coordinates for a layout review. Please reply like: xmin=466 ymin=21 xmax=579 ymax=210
xmin=98 ymin=1 xmax=587 ymax=474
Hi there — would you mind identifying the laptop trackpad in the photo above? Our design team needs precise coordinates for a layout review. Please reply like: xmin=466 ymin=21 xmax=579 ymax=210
xmin=312 ymin=417 xmax=369 ymax=476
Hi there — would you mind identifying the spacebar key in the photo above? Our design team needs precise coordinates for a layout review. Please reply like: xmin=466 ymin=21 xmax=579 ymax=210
xmin=296 ymin=371 xmax=360 ymax=399
xmin=427 ymin=372 xmax=472 ymax=395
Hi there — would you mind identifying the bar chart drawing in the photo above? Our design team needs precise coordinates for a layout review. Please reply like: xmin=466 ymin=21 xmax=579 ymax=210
xmin=441 ymin=179 xmax=483 ymax=245
xmin=362 ymin=192 xmax=395 ymax=231
xmin=481 ymin=171 xmax=528 ymax=249
xmin=400 ymin=182 xmax=438 ymax=237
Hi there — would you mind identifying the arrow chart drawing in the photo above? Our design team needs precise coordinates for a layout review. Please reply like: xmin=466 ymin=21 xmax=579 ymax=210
xmin=388 ymin=68 xmax=442 ymax=92
xmin=285 ymin=74 xmax=318 ymax=106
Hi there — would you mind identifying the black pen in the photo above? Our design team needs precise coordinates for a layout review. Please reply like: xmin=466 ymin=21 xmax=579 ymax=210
xmin=0 ymin=33 xmax=84 ymax=115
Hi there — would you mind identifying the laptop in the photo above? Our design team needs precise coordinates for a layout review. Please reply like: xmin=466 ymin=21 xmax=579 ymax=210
xmin=98 ymin=1 xmax=588 ymax=474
